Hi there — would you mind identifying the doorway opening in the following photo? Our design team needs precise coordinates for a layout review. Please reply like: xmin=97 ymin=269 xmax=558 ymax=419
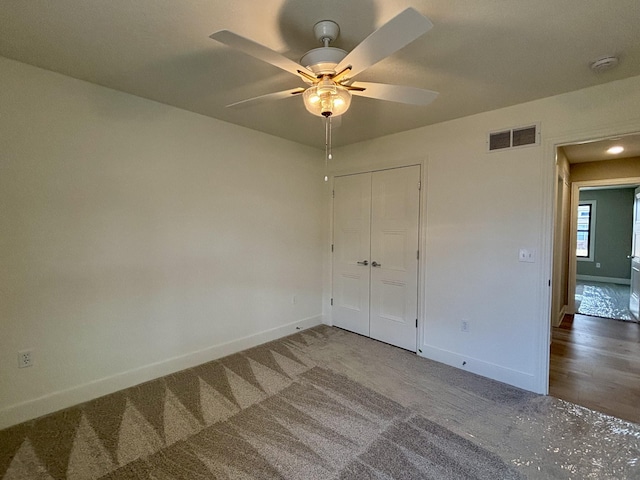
xmin=548 ymin=132 xmax=640 ymax=423
xmin=574 ymin=184 xmax=638 ymax=321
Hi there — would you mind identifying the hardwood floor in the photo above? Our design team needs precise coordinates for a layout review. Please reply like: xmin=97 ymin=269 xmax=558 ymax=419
xmin=550 ymin=313 xmax=640 ymax=424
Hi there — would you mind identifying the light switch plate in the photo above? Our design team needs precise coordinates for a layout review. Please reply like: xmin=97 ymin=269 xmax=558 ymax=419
xmin=519 ymin=248 xmax=536 ymax=263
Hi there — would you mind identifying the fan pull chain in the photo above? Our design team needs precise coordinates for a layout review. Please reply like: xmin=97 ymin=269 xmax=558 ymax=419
xmin=324 ymin=116 xmax=333 ymax=182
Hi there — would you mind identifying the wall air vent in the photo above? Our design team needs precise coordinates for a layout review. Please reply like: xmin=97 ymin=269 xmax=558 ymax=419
xmin=488 ymin=123 xmax=540 ymax=152
xmin=489 ymin=130 xmax=511 ymax=151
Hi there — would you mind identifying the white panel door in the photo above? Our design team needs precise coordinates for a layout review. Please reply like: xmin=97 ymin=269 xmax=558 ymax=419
xmin=630 ymin=187 xmax=640 ymax=319
xmin=369 ymin=166 xmax=420 ymax=351
xmin=332 ymin=173 xmax=372 ymax=336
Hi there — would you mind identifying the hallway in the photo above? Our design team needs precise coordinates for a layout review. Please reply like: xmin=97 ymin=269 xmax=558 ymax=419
xmin=549 ymin=313 xmax=640 ymax=424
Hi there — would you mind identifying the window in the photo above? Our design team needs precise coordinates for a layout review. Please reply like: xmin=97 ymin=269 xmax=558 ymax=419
xmin=576 ymin=200 xmax=596 ymax=261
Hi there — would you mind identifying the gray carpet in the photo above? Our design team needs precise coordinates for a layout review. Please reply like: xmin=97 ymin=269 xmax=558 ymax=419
xmin=576 ymin=281 xmax=635 ymax=321
xmin=0 ymin=329 xmax=523 ymax=479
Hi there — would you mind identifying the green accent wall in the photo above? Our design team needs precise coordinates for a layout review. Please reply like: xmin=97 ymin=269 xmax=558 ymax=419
xmin=577 ymin=188 xmax=634 ymax=279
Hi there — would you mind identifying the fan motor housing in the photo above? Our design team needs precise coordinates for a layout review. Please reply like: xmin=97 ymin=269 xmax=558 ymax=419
xmin=300 ymin=47 xmax=348 ymax=75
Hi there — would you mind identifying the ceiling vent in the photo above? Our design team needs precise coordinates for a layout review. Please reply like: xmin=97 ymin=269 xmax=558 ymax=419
xmin=488 ymin=124 xmax=540 ymax=152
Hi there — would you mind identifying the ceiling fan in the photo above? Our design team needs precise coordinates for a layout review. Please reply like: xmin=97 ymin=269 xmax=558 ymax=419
xmin=209 ymin=7 xmax=439 ymax=119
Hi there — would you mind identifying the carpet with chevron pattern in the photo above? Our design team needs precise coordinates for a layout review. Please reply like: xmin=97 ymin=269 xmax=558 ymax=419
xmin=0 ymin=327 xmax=523 ymax=479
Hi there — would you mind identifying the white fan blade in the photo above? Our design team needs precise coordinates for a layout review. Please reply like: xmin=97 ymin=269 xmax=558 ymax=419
xmin=210 ymin=30 xmax=315 ymax=79
xmin=226 ymin=87 xmax=305 ymax=108
xmin=350 ymin=82 xmax=438 ymax=106
xmin=335 ymin=8 xmax=433 ymax=79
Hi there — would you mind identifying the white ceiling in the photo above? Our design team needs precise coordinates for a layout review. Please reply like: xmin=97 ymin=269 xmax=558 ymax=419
xmin=563 ymin=134 xmax=640 ymax=163
xmin=1 ymin=1 xmax=639 ymax=149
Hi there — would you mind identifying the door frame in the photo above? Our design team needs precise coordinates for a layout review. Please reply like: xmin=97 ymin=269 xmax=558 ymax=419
xmin=326 ymin=158 xmax=427 ymax=352
xmin=541 ymin=121 xmax=640 ymax=395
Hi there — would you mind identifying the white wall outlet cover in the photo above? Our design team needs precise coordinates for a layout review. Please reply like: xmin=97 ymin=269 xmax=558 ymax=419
xmin=18 ymin=349 xmax=33 ymax=368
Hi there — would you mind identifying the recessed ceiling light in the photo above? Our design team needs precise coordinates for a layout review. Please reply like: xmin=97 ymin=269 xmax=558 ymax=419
xmin=607 ymin=146 xmax=624 ymax=154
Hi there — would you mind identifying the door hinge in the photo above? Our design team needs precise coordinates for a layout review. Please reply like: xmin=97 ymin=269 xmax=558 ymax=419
xmin=548 ymin=279 xmax=551 ymax=287
xmin=416 ymin=318 xmax=418 ymax=328
xmin=417 ymin=250 xmax=419 ymax=260
xmin=332 ymin=190 xmax=335 ymax=198
xmin=418 ymin=181 xmax=421 ymax=190
xmin=331 ymin=244 xmax=334 ymax=252
xmin=330 ymin=298 xmax=333 ymax=306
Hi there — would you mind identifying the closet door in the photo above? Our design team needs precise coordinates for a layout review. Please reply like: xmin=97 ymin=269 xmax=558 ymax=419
xmin=369 ymin=166 xmax=420 ymax=351
xmin=332 ymin=173 xmax=372 ymax=336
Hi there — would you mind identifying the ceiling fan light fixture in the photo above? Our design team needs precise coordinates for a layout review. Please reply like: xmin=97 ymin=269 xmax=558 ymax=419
xmin=211 ymin=7 xmax=438 ymax=157
xmin=303 ymin=83 xmax=351 ymax=117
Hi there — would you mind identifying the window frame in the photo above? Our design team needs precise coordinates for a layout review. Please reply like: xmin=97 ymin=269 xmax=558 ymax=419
xmin=576 ymin=200 xmax=596 ymax=262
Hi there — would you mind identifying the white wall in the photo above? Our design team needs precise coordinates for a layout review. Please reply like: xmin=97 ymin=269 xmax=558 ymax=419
xmin=331 ymin=75 xmax=640 ymax=393
xmin=0 ymin=57 xmax=325 ymax=428
xmin=3 ymin=55 xmax=639 ymax=428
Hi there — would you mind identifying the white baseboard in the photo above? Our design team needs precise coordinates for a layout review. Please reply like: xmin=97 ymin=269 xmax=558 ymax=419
xmin=321 ymin=314 xmax=333 ymax=326
xmin=0 ymin=315 xmax=322 ymax=430
xmin=576 ymin=274 xmax=631 ymax=285
xmin=418 ymin=344 xmax=539 ymax=393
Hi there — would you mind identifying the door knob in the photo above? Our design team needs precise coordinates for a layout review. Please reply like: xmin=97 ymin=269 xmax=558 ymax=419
xmin=357 ymin=260 xmax=369 ymax=266
xmin=372 ymin=261 xmax=382 ymax=267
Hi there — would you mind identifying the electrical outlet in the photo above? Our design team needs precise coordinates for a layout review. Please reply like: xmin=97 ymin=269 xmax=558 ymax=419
xmin=461 ymin=320 xmax=470 ymax=333
xmin=18 ymin=349 xmax=33 ymax=368
xmin=596 ymin=263 xmax=601 ymax=268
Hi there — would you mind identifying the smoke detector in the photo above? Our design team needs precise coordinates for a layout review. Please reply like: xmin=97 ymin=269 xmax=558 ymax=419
xmin=590 ymin=56 xmax=619 ymax=73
